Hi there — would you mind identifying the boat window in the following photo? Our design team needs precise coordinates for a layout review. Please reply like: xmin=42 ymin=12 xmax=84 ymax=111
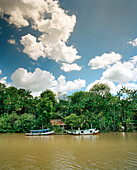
xmin=90 ymin=130 xmax=92 ymax=133
xmin=81 ymin=131 xmax=84 ymax=133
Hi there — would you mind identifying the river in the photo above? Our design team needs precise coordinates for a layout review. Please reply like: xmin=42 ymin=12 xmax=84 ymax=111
xmin=0 ymin=132 xmax=137 ymax=169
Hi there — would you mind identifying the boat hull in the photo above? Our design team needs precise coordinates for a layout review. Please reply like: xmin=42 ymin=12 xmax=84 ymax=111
xmin=65 ymin=130 xmax=99 ymax=135
xmin=25 ymin=131 xmax=54 ymax=136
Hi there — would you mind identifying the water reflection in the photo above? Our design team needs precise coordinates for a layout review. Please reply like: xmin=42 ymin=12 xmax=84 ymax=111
xmin=75 ymin=134 xmax=99 ymax=140
xmin=25 ymin=135 xmax=51 ymax=140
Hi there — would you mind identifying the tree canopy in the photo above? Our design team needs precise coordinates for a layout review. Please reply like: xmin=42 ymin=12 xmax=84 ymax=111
xmin=0 ymin=82 xmax=136 ymax=133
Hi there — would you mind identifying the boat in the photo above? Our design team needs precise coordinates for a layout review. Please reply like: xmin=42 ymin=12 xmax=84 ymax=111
xmin=65 ymin=128 xmax=99 ymax=135
xmin=25 ymin=129 xmax=54 ymax=136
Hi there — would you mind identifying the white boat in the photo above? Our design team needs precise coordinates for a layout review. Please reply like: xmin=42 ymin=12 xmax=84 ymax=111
xmin=25 ymin=129 xmax=54 ymax=136
xmin=65 ymin=128 xmax=99 ymax=135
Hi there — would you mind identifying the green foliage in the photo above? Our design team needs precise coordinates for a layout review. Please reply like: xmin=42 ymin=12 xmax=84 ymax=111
xmin=89 ymin=83 xmax=110 ymax=96
xmin=65 ymin=113 xmax=79 ymax=129
xmin=40 ymin=90 xmax=57 ymax=108
xmin=37 ymin=97 xmax=53 ymax=128
xmin=19 ymin=113 xmax=36 ymax=133
xmin=0 ymin=112 xmax=36 ymax=133
xmin=0 ymin=83 xmax=136 ymax=133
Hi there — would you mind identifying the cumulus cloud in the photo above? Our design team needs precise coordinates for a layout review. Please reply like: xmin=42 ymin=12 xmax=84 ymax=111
xmin=11 ymin=68 xmax=86 ymax=95
xmin=131 ymin=55 xmax=137 ymax=65
xmin=88 ymin=52 xmax=122 ymax=70
xmin=20 ymin=33 xmax=81 ymax=63
xmin=39 ymin=34 xmax=81 ymax=63
xmin=123 ymin=83 xmax=137 ymax=90
xmin=86 ymin=55 xmax=137 ymax=94
xmin=101 ymin=56 xmax=137 ymax=84
xmin=128 ymin=38 xmax=137 ymax=47
xmin=0 ymin=76 xmax=11 ymax=87
xmin=0 ymin=0 xmax=46 ymax=28
xmin=0 ymin=70 xmax=11 ymax=87
xmin=11 ymin=68 xmax=57 ymax=92
xmin=20 ymin=34 xmax=45 ymax=60
xmin=0 ymin=76 xmax=7 ymax=84
xmin=0 ymin=0 xmax=81 ymax=65
xmin=61 ymin=63 xmax=82 ymax=72
xmin=7 ymin=39 xmax=16 ymax=45
xmin=51 ymin=75 xmax=86 ymax=93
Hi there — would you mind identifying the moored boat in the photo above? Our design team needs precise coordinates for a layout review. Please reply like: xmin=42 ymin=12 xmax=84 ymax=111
xmin=25 ymin=129 xmax=54 ymax=136
xmin=65 ymin=128 xmax=99 ymax=135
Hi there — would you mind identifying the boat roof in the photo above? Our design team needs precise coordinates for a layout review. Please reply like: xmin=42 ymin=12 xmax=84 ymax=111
xmin=30 ymin=129 xmax=49 ymax=133
xmin=76 ymin=128 xmax=95 ymax=131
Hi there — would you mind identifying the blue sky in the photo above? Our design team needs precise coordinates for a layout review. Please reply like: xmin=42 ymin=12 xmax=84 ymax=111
xmin=0 ymin=0 xmax=137 ymax=96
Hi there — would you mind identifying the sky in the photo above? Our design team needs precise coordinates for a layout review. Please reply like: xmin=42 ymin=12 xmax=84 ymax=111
xmin=0 ymin=0 xmax=137 ymax=97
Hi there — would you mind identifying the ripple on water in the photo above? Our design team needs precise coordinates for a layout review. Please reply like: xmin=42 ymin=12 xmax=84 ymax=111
xmin=0 ymin=133 xmax=137 ymax=169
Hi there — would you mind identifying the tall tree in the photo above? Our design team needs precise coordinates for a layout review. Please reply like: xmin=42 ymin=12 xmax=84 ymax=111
xmin=89 ymin=83 xmax=110 ymax=96
xmin=37 ymin=97 xmax=53 ymax=128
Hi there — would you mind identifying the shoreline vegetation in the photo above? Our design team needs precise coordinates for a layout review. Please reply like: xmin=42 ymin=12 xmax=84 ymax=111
xmin=0 ymin=82 xmax=136 ymax=133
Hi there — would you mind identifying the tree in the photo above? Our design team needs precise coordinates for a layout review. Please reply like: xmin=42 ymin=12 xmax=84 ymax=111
xmin=37 ymin=97 xmax=53 ymax=128
xmin=20 ymin=113 xmax=36 ymax=133
xmin=69 ymin=91 xmax=89 ymax=116
xmin=0 ymin=83 xmax=6 ymax=115
xmin=89 ymin=83 xmax=110 ymax=96
xmin=56 ymin=99 xmax=70 ymax=117
xmin=117 ymin=87 xmax=136 ymax=131
xmin=65 ymin=113 xmax=79 ymax=130
xmin=69 ymin=91 xmax=88 ymax=104
xmin=40 ymin=90 xmax=57 ymax=108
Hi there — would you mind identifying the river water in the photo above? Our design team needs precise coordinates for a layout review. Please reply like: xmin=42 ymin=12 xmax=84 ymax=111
xmin=0 ymin=132 xmax=137 ymax=169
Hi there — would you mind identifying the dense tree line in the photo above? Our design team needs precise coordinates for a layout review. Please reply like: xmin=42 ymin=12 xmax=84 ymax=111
xmin=0 ymin=82 xmax=136 ymax=133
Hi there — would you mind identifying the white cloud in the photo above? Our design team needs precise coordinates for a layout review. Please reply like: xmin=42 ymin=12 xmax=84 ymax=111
xmin=101 ymin=56 xmax=137 ymax=84
xmin=51 ymin=75 xmax=86 ymax=93
xmin=7 ymin=39 xmax=16 ymax=45
xmin=39 ymin=35 xmax=81 ymax=63
xmin=131 ymin=55 xmax=137 ymax=65
xmin=86 ymin=55 xmax=137 ymax=94
xmin=88 ymin=52 xmax=122 ymax=70
xmin=61 ymin=63 xmax=82 ymax=72
xmin=11 ymin=68 xmax=86 ymax=95
xmin=0 ymin=0 xmax=46 ymax=28
xmin=123 ymin=83 xmax=137 ymax=90
xmin=20 ymin=33 xmax=81 ymax=63
xmin=128 ymin=38 xmax=137 ymax=47
xmin=11 ymin=68 xmax=57 ymax=92
xmin=35 ymin=1 xmax=76 ymax=43
xmin=0 ymin=76 xmax=11 ymax=87
xmin=0 ymin=0 xmax=81 ymax=65
xmin=0 ymin=76 xmax=7 ymax=84
xmin=0 ymin=70 xmax=2 ymax=74
xmin=20 ymin=34 xmax=45 ymax=60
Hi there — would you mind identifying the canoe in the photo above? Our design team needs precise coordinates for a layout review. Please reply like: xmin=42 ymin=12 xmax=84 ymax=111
xmin=25 ymin=129 xmax=54 ymax=136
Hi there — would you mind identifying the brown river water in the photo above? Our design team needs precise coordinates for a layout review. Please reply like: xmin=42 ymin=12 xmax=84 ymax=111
xmin=0 ymin=132 xmax=137 ymax=170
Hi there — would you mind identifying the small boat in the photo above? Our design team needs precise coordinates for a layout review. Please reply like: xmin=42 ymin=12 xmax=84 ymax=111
xmin=65 ymin=128 xmax=99 ymax=135
xmin=25 ymin=129 xmax=54 ymax=136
